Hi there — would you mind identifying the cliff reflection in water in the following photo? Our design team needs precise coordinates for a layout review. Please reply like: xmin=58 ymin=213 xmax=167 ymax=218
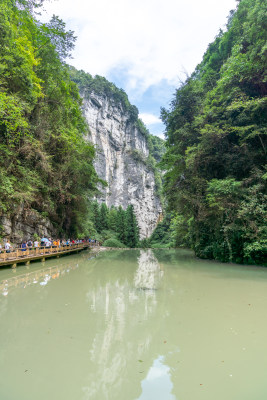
xmin=134 ymin=249 xmax=163 ymax=291
xmin=82 ymin=249 xmax=173 ymax=400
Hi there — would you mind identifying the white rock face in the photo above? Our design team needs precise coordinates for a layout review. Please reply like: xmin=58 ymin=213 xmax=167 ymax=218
xmin=134 ymin=249 xmax=163 ymax=290
xmin=83 ymin=92 xmax=162 ymax=238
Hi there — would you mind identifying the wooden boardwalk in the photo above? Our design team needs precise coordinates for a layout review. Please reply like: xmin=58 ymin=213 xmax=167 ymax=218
xmin=0 ymin=243 xmax=97 ymax=268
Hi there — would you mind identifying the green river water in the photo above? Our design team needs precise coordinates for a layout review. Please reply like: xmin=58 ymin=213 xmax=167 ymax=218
xmin=0 ymin=248 xmax=267 ymax=400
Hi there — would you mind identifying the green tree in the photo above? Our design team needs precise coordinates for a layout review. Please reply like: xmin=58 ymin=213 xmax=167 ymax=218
xmin=100 ymin=203 xmax=109 ymax=230
xmin=116 ymin=206 xmax=126 ymax=244
xmin=91 ymin=202 xmax=101 ymax=233
xmin=125 ymin=205 xmax=139 ymax=248
xmin=108 ymin=206 xmax=118 ymax=231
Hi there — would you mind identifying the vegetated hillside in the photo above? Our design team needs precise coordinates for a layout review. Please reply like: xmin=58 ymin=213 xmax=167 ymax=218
xmin=0 ymin=0 xmax=99 ymax=240
xmin=160 ymin=0 xmax=267 ymax=265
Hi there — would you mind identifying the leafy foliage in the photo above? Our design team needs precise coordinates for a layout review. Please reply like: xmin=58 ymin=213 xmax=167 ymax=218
xmin=147 ymin=134 xmax=166 ymax=163
xmin=102 ymin=238 xmax=126 ymax=248
xmin=160 ymin=0 xmax=267 ymax=265
xmin=90 ymin=201 xmax=140 ymax=247
xmin=125 ymin=205 xmax=139 ymax=248
xmin=0 ymin=0 xmax=99 ymax=236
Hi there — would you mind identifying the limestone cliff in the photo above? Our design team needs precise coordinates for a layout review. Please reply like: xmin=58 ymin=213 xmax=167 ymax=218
xmin=0 ymin=206 xmax=56 ymax=244
xmin=82 ymin=92 xmax=162 ymax=239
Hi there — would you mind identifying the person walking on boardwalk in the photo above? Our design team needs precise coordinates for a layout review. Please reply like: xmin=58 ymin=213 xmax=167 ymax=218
xmin=5 ymin=240 xmax=11 ymax=253
xmin=21 ymin=241 xmax=27 ymax=252
xmin=41 ymin=237 xmax=48 ymax=247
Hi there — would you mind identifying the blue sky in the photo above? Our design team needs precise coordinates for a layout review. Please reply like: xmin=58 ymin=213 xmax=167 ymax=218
xmin=40 ymin=0 xmax=238 ymax=138
xmin=108 ymin=67 xmax=176 ymax=137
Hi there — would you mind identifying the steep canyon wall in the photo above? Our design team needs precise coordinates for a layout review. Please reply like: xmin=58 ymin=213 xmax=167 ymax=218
xmin=83 ymin=92 xmax=162 ymax=238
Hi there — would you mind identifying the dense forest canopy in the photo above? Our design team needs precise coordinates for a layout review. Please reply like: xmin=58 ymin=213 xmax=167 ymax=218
xmin=160 ymin=0 xmax=267 ymax=264
xmin=0 ymin=0 xmax=99 ymax=237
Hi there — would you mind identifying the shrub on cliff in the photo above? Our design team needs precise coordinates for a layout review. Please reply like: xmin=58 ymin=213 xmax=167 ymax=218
xmin=102 ymin=238 xmax=127 ymax=248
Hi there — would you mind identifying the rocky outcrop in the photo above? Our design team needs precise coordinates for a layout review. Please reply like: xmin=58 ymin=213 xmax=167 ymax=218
xmin=0 ymin=206 xmax=56 ymax=244
xmin=82 ymin=92 xmax=162 ymax=238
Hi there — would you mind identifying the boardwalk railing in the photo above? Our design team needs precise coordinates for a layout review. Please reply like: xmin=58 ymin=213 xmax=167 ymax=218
xmin=0 ymin=242 xmax=98 ymax=267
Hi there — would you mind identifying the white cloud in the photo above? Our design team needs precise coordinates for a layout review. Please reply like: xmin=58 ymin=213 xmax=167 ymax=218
xmin=40 ymin=0 xmax=237 ymax=93
xmin=140 ymin=113 xmax=161 ymax=125
xmin=154 ymin=132 xmax=165 ymax=140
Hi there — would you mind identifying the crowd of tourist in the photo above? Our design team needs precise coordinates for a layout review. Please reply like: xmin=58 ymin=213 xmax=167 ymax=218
xmin=0 ymin=237 xmax=97 ymax=254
